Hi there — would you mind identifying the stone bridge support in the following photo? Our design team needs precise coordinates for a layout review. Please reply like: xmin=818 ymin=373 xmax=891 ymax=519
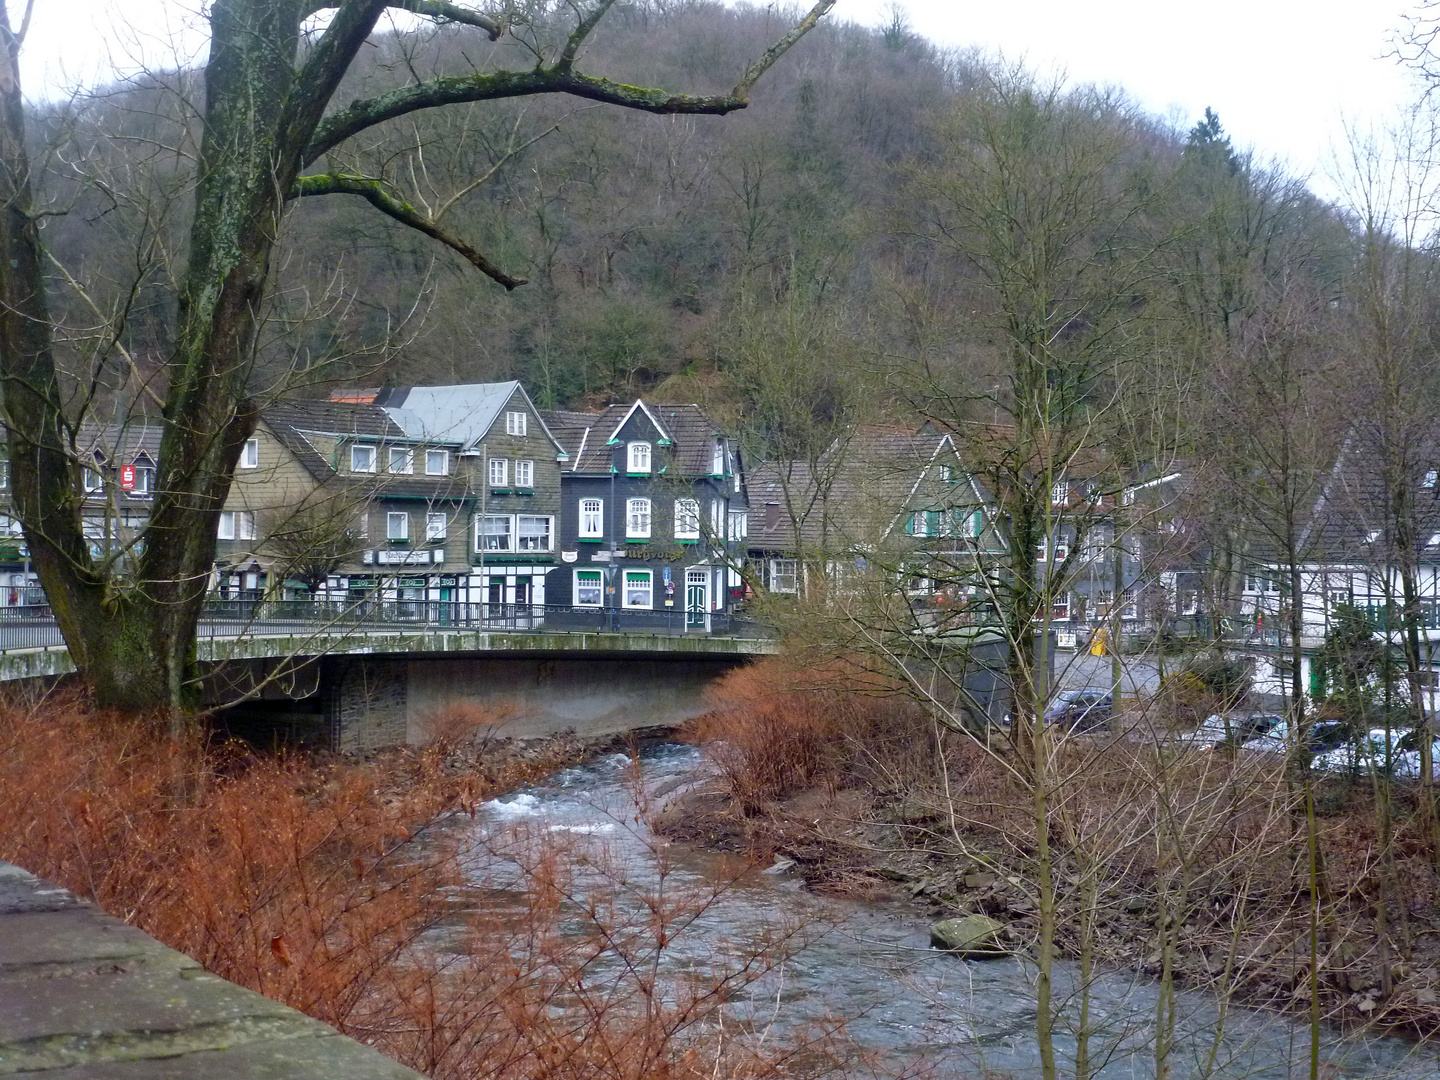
xmin=325 ymin=653 xmax=749 ymax=753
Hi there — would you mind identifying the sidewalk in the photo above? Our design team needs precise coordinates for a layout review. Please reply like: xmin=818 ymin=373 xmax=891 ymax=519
xmin=0 ymin=862 xmax=423 ymax=1078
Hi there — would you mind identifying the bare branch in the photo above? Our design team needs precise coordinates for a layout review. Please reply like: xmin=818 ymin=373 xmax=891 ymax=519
xmin=555 ymin=0 xmax=619 ymax=74
xmin=307 ymin=0 xmax=505 ymax=38
xmin=291 ymin=172 xmax=527 ymax=289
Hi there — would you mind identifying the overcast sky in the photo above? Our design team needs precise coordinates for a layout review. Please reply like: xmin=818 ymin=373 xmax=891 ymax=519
xmin=18 ymin=0 xmax=1430 ymax=201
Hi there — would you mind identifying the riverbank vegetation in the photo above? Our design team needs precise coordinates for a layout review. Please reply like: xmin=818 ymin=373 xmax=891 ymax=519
xmin=673 ymin=654 xmax=1440 ymax=1065
xmin=0 ymin=691 xmax=863 ymax=1080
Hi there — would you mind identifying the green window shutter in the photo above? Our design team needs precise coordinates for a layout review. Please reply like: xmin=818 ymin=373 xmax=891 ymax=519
xmin=903 ymin=514 xmax=914 ymax=536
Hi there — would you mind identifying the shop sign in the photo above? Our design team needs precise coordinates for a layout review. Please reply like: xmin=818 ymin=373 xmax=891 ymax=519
xmin=398 ymin=577 xmax=426 ymax=588
xmin=120 ymin=465 xmax=136 ymax=491
xmin=437 ymin=576 xmax=458 ymax=586
xmin=561 ymin=550 xmax=578 ymax=563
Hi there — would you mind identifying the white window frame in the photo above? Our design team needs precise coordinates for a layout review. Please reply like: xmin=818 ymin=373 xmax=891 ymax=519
xmin=712 ymin=441 xmax=725 ymax=476
xmin=1051 ymin=481 xmax=1069 ymax=504
xmin=475 ymin=514 xmax=513 ymax=553
xmin=514 ymin=459 xmax=534 ymax=488
xmin=82 ymin=468 xmax=103 ymax=493
xmin=675 ymin=498 xmax=700 ymax=540
xmin=425 ymin=449 xmax=449 ymax=476
xmin=217 ymin=511 xmax=236 ymax=540
xmin=1426 ymin=469 xmax=1438 ymax=489
xmin=488 ymin=458 xmax=508 ymax=487
xmin=769 ymin=558 xmax=798 ymax=595
xmin=579 ymin=498 xmax=604 ymax=538
xmin=574 ymin=569 xmax=604 ymax=608
xmin=426 ymin=512 xmax=447 ymax=541
xmin=240 ymin=438 xmax=259 ymax=469
xmin=727 ymin=509 xmax=747 ymax=541
xmin=387 ymin=512 xmax=409 ymax=541
xmin=355 ymin=511 xmax=369 ymax=540
xmin=622 ymin=569 xmax=653 ymax=609
xmin=626 ymin=497 xmax=651 ymax=539
xmin=350 ymin=444 xmax=376 ymax=473
xmin=388 ymin=447 xmax=414 ymax=474
xmin=0 ymin=460 xmax=8 ymax=489
xmin=1052 ymin=594 xmax=1071 ymax=622
xmin=505 ymin=411 xmax=527 ymax=436
xmin=131 ymin=466 xmax=154 ymax=495
xmin=627 ymin=442 xmax=651 ymax=474
xmin=238 ymin=512 xmax=255 ymax=541
xmin=517 ymin=514 xmax=553 ymax=552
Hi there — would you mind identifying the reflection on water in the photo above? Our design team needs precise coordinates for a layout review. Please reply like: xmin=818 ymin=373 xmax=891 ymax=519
xmin=462 ymin=744 xmax=1437 ymax=1079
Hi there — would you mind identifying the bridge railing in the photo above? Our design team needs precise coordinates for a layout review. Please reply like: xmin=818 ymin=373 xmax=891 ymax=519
xmin=0 ymin=599 xmax=772 ymax=656
xmin=196 ymin=599 xmax=770 ymax=639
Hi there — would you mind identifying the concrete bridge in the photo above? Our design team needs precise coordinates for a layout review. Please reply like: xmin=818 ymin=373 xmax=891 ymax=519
xmin=0 ymin=602 xmax=776 ymax=749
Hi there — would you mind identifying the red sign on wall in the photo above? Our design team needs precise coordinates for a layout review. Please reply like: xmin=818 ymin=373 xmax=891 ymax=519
xmin=120 ymin=465 xmax=136 ymax=491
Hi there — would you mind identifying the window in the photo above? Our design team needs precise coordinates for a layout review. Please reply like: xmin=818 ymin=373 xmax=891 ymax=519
xmin=350 ymin=444 xmax=376 ymax=473
xmin=1365 ymin=528 xmax=1382 ymax=544
xmin=675 ymin=498 xmax=700 ymax=540
xmin=579 ymin=498 xmax=604 ymax=538
xmin=769 ymin=558 xmax=798 ymax=594
xmin=1180 ymin=590 xmax=1200 ymax=616
xmin=1426 ymin=469 xmax=1438 ymax=489
xmin=712 ymin=441 xmax=725 ymax=475
xmin=0 ymin=460 xmax=8 ymax=489
xmin=426 ymin=513 xmax=447 ymax=541
xmin=426 ymin=449 xmax=449 ymax=476
xmin=131 ymin=466 xmax=154 ymax=494
xmin=627 ymin=442 xmax=651 ymax=473
xmin=506 ymin=411 xmax=527 ymax=436
xmin=355 ymin=511 xmax=369 ymax=539
xmin=514 ymin=459 xmax=534 ymax=487
xmin=623 ymin=569 xmax=653 ymax=609
xmin=910 ymin=511 xmax=928 ymax=537
xmin=1051 ymin=481 xmax=1069 ymax=505
xmin=626 ymin=498 xmax=651 ymax=539
xmin=217 ymin=511 xmax=255 ymax=541
xmin=727 ymin=509 xmax=748 ymax=541
xmin=477 ymin=515 xmax=512 ymax=552
xmin=1052 ymin=594 xmax=1071 ymax=621
xmin=941 ymin=464 xmax=954 ymax=483
xmin=517 ymin=515 xmax=552 ymax=552
xmin=387 ymin=512 xmax=409 ymax=541
xmin=1122 ymin=588 xmax=1137 ymax=620
xmin=575 ymin=569 xmax=603 ymax=607
xmin=488 ymin=458 xmax=508 ymax=487
xmin=83 ymin=468 xmax=102 ymax=493
xmin=388 ymin=448 xmax=413 ymax=474
xmin=240 ymin=439 xmax=259 ymax=469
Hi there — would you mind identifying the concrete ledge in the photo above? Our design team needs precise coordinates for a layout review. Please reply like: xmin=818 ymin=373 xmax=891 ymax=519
xmin=0 ymin=629 xmax=774 ymax=684
xmin=0 ymin=862 xmax=423 ymax=1079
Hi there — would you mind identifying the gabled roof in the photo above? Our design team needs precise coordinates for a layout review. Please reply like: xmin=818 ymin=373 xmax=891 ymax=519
xmin=541 ymin=401 xmax=725 ymax=476
xmin=748 ymin=427 xmax=974 ymax=552
xmin=606 ymin=400 xmax=672 ymax=446
xmin=376 ymin=382 xmax=567 ymax=458
xmin=1297 ymin=431 xmax=1440 ymax=564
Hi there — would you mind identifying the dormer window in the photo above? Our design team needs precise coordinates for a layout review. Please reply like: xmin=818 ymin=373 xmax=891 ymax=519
xmin=1366 ymin=529 xmax=1382 ymax=544
xmin=1426 ymin=469 xmax=1438 ymax=489
xmin=627 ymin=442 xmax=651 ymax=473
xmin=1051 ymin=481 xmax=1069 ymax=505
xmin=83 ymin=468 xmax=103 ymax=493
xmin=350 ymin=444 xmax=376 ymax=473
xmin=712 ymin=441 xmax=725 ymax=476
xmin=506 ymin=411 xmax=527 ymax=436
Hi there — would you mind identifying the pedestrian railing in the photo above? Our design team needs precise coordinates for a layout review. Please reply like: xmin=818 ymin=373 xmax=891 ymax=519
xmin=0 ymin=599 xmax=773 ymax=657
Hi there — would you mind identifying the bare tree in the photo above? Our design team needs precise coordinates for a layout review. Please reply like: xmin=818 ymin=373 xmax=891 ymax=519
xmin=0 ymin=0 xmax=833 ymax=715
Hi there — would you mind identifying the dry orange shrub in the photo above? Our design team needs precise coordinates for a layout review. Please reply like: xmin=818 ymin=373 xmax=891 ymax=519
xmin=0 ymin=690 xmax=861 ymax=1080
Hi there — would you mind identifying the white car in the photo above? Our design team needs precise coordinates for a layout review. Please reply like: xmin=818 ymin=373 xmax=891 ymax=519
xmin=1311 ymin=728 xmax=1406 ymax=775
xmin=1175 ymin=712 xmax=1284 ymax=750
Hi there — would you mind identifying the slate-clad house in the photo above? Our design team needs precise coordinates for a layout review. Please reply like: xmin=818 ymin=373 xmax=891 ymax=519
xmin=216 ymin=382 xmax=567 ymax=615
xmin=542 ymin=400 xmax=747 ymax=630
xmin=0 ymin=421 xmax=162 ymax=606
xmin=373 ymin=383 xmax=568 ymax=612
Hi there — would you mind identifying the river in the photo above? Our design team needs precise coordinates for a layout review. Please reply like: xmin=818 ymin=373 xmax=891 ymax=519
xmin=464 ymin=742 xmax=1437 ymax=1079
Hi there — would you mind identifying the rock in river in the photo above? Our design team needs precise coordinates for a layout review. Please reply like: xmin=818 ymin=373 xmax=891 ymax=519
xmin=929 ymin=914 xmax=1010 ymax=958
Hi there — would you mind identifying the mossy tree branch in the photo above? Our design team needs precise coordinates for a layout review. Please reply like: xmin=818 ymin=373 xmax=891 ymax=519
xmin=290 ymin=172 xmax=526 ymax=288
xmin=304 ymin=0 xmax=835 ymax=164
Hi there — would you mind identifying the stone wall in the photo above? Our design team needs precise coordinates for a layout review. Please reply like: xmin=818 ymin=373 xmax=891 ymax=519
xmin=331 ymin=660 xmax=409 ymax=753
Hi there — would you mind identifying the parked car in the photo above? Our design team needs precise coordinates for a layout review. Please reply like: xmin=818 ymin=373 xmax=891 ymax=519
xmin=1175 ymin=712 xmax=1284 ymax=750
xmin=1389 ymin=730 xmax=1440 ymax=781
xmin=1043 ymin=689 xmax=1113 ymax=732
xmin=1241 ymin=719 xmax=1352 ymax=760
xmin=1312 ymin=727 xmax=1408 ymax=775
